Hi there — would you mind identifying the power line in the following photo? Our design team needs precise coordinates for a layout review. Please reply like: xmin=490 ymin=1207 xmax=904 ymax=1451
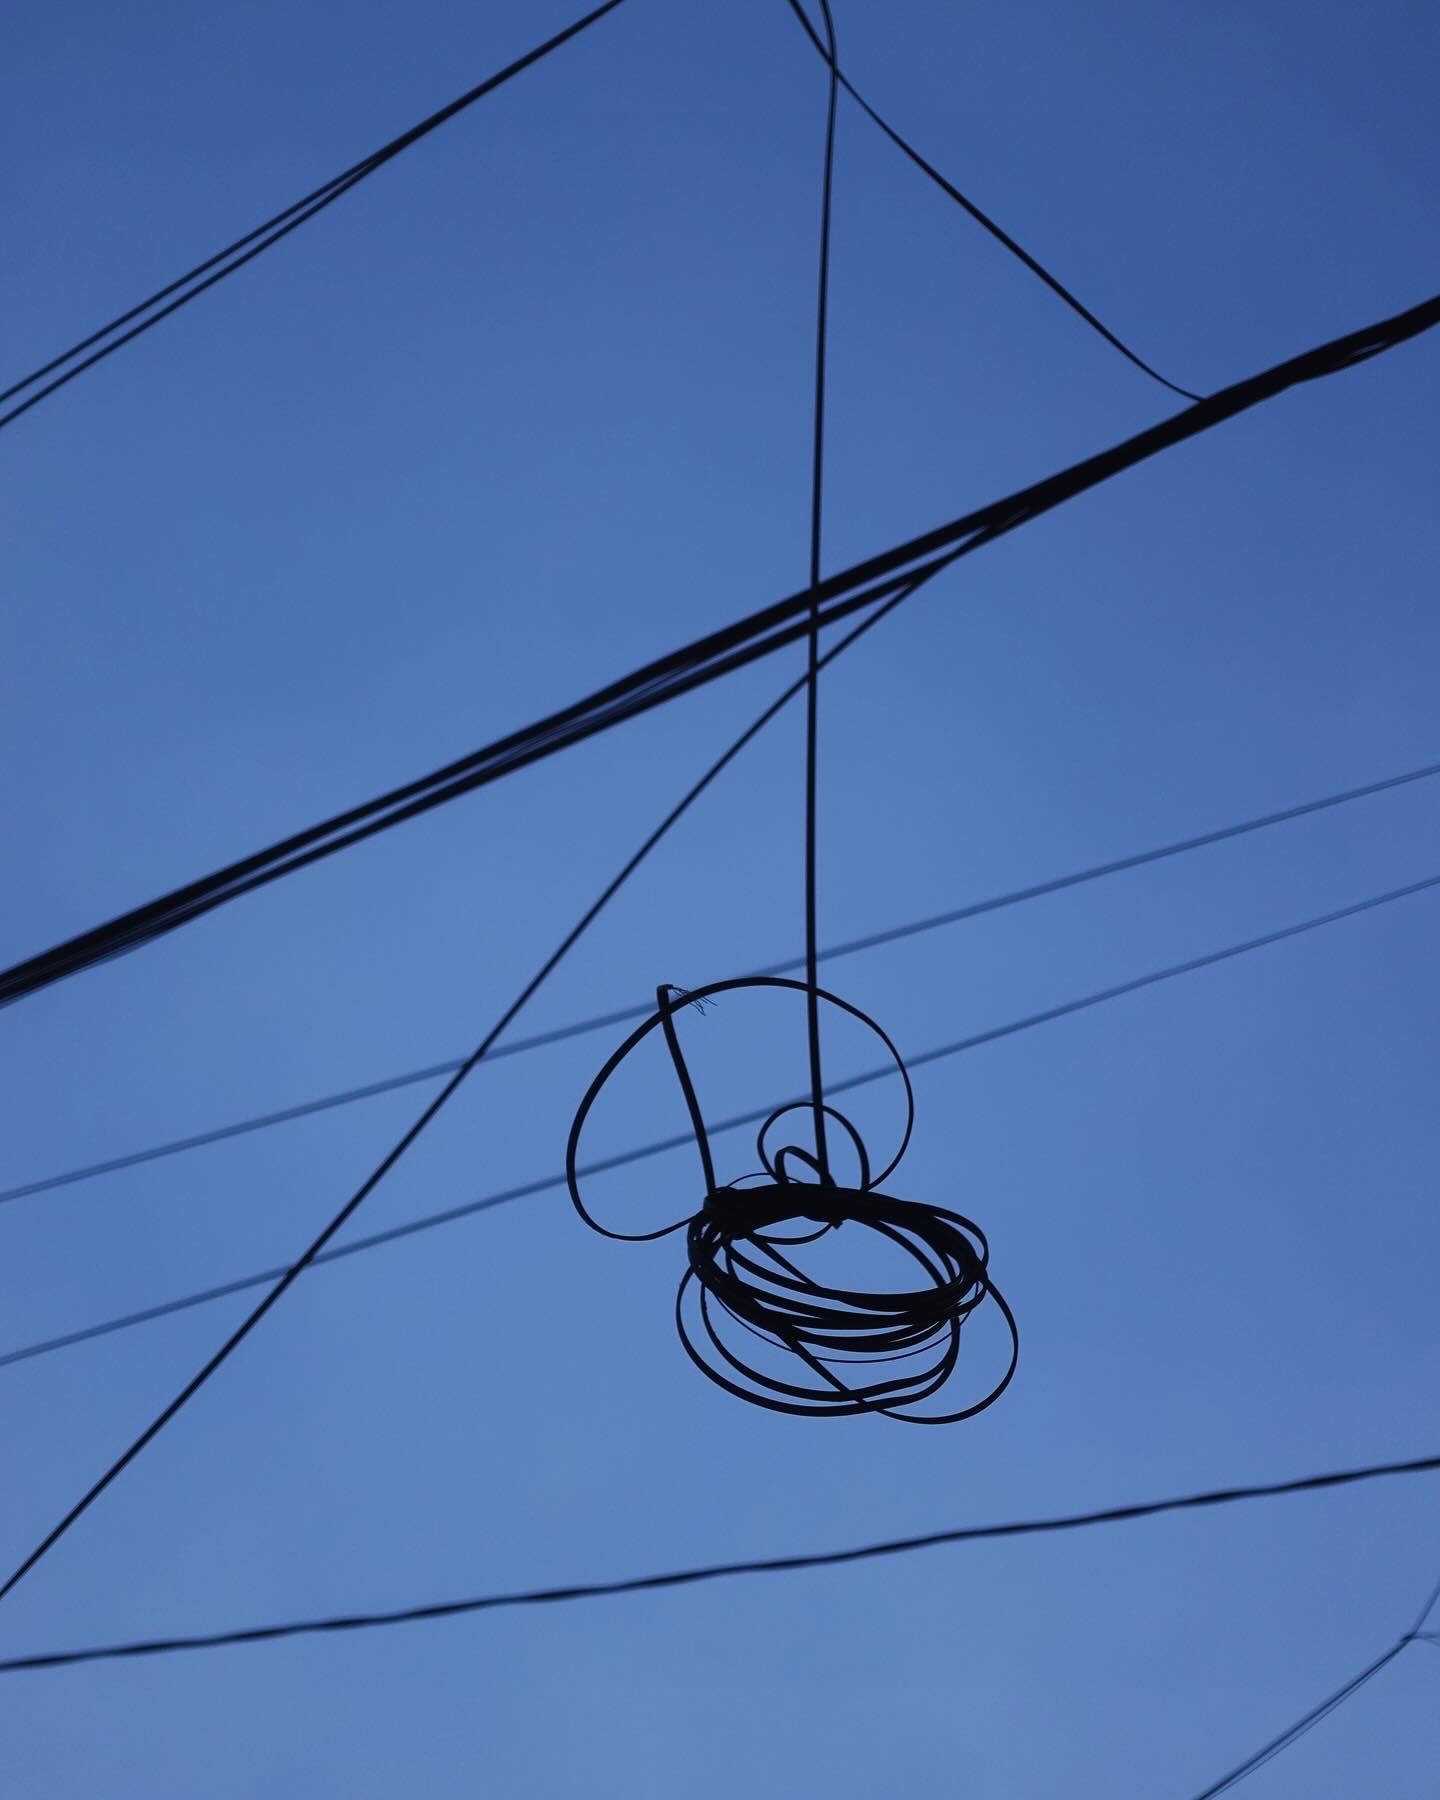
xmin=0 ymin=0 xmax=631 ymax=433
xmin=3 ymin=287 xmax=1435 ymax=1015
xmin=1 ymin=1450 xmax=1434 ymax=1674
xmin=1186 ymin=1573 xmax=1440 ymax=1797
xmin=1 ymin=0 xmax=1198 ymax=432
xmin=781 ymin=0 xmax=1200 ymax=402
xmin=6 ymin=865 xmax=1435 ymax=1374
xmin=4 ymin=751 xmax=1433 ymax=1209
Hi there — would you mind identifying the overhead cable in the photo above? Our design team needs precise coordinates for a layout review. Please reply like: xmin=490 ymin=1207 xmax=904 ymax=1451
xmin=3 ymin=287 xmax=1436 ymax=1014
xmin=6 ymin=865 xmax=1435 ymax=1375
xmin=1 ymin=1451 xmax=1434 ymax=1673
xmin=4 ymin=751 xmax=1434 ymax=1209
xmin=0 ymin=0 xmax=630 ymax=432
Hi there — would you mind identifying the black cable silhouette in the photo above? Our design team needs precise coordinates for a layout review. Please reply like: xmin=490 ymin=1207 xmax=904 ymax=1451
xmin=0 ymin=566 xmax=932 ymax=1604
xmin=5 ymin=751 xmax=1434 ymax=1210
xmin=566 ymin=978 xmax=1019 ymax=1420
xmin=780 ymin=0 xmax=1200 ymax=402
xmin=562 ymin=3 xmax=1015 ymax=1423
xmin=1187 ymin=1573 xmax=1440 ymax=1798
xmin=2 ymin=287 xmax=1434 ymax=1015
xmin=7 ymin=865 xmax=1436 ymax=1374
xmin=801 ymin=0 xmax=840 ymax=1181
xmin=0 ymin=0 xmax=630 ymax=433
xmin=1 ymin=292 xmax=1435 ymax=1015
xmin=1 ymin=1452 xmax=1434 ymax=1674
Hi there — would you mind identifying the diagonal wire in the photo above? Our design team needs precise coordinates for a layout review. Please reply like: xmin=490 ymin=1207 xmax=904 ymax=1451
xmin=0 ymin=0 xmax=630 ymax=430
xmin=1187 ymin=1566 xmax=1440 ymax=1798
xmin=3 ymin=287 xmax=1436 ymax=1014
xmin=5 ymin=866 xmax=1435 ymax=1374
xmin=0 ymin=572 xmax=926 ymax=1605
xmin=1 ymin=1451 xmax=1435 ymax=1674
xmin=781 ymin=0 xmax=1200 ymax=401
xmin=4 ymin=750 xmax=1435 ymax=1209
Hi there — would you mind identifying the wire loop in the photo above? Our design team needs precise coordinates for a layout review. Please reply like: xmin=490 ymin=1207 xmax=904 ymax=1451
xmin=566 ymin=978 xmax=1017 ymax=1422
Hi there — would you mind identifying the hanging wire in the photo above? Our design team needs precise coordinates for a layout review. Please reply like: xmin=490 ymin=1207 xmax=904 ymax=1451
xmin=800 ymin=0 xmax=841 ymax=1181
xmin=564 ymin=22 xmax=1015 ymax=1422
xmin=567 ymin=978 xmax=1018 ymax=1421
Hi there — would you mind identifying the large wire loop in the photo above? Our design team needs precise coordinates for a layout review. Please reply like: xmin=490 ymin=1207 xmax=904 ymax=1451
xmin=566 ymin=979 xmax=1017 ymax=1423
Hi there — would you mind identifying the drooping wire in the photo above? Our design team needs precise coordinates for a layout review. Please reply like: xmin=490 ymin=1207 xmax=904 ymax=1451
xmin=781 ymin=0 xmax=1200 ymax=402
xmin=5 ymin=751 xmax=1436 ymax=1210
xmin=0 ymin=564 xmax=931 ymax=1606
xmin=1 ymin=1451 xmax=1435 ymax=1674
xmin=6 ymin=864 xmax=1438 ymax=1375
xmin=0 ymin=0 xmax=630 ymax=433
xmin=1 ymin=288 xmax=1436 ymax=1015
xmin=1186 ymin=1571 xmax=1440 ymax=1798
xmin=561 ymin=5 xmax=1020 ymax=1424
xmin=801 ymin=0 xmax=842 ymax=1181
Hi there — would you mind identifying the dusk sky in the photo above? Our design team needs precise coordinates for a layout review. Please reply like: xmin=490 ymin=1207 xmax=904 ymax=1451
xmin=3 ymin=1 xmax=1438 ymax=1793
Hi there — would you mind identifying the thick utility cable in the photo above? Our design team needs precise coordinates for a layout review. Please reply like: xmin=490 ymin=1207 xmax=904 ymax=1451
xmin=0 ymin=1452 xmax=1435 ymax=1674
xmin=7 ymin=750 xmax=1434 ymax=1210
xmin=0 ymin=580 xmax=923 ymax=1607
xmin=6 ymin=866 xmax=1435 ymax=1374
xmin=801 ymin=0 xmax=840 ymax=1178
xmin=0 ymin=0 xmax=629 ymax=432
xmin=781 ymin=1 xmax=1199 ymax=402
xmin=1 ymin=288 xmax=1436 ymax=1013
xmin=1187 ymin=1573 xmax=1440 ymax=1798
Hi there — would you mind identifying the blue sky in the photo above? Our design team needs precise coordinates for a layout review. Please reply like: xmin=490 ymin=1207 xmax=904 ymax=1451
xmin=2 ymin=0 xmax=1438 ymax=1792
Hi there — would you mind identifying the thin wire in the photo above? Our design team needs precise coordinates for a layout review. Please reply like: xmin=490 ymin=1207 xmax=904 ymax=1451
xmin=6 ymin=865 xmax=1435 ymax=1374
xmin=2 ymin=1452 xmax=1435 ymax=1674
xmin=1188 ymin=1640 xmax=1413 ymax=1798
xmin=802 ymin=0 xmax=840 ymax=1181
xmin=0 ymin=0 xmax=629 ymax=431
xmin=2 ymin=287 xmax=1436 ymax=1013
xmin=781 ymin=0 xmax=1199 ymax=402
xmin=5 ymin=751 xmax=1434 ymax=1210
xmin=1187 ymin=1562 xmax=1440 ymax=1798
xmin=0 ymin=578 xmax=923 ymax=1607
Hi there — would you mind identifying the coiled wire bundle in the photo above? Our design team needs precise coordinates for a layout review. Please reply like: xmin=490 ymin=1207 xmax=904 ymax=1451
xmin=566 ymin=977 xmax=1018 ymax=1423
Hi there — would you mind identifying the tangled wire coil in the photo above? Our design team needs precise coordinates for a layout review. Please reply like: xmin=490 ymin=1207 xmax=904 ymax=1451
xmin=566 ymin=977 xmax=1018 ymax=1422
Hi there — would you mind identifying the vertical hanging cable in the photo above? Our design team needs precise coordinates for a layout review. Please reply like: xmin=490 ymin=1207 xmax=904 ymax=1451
xmin=803 ymin=0 xmax=842 ymax=1186
xmin=566 ymin=0 xmax=1015 ymax=1424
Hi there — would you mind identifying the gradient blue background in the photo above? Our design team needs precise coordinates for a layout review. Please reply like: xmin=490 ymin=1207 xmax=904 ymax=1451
xmin=3 ymin=1 xmax=1438 ymax=1793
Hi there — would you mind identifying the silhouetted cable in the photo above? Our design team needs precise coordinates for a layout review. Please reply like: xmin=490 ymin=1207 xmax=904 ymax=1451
xmin=799 ymin=0 xmax=840 ymax=1180
xmin=0 ymin=571 xmax=924 ymax=1605
xmin=563 ymin=7 xmax=1016 ymax=1426
xmin=1187 ymin=1574 xmax=1440 ymax=1797
xmin=0 ymin=0 xmax=629 ymax=432
xmin=11 ymin=866 xmax=1432 ymax=1375
xmin=1 ymin=1452 xmax=1435 ymax=1674
xmin=567 ymin=979 xmax=1018 ymax=1420
xmin=782 ymin=0 xmax=1200 ymax=401
xmin=2 ymin=288 xmax=1435 ymax=1013
xmin=5 ymin=753 xmax=1433 ymax=1209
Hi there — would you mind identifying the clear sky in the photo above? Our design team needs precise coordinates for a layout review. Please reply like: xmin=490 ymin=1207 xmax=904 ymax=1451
xmin=3 ymin=1 xmax=1438 ymax=1793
